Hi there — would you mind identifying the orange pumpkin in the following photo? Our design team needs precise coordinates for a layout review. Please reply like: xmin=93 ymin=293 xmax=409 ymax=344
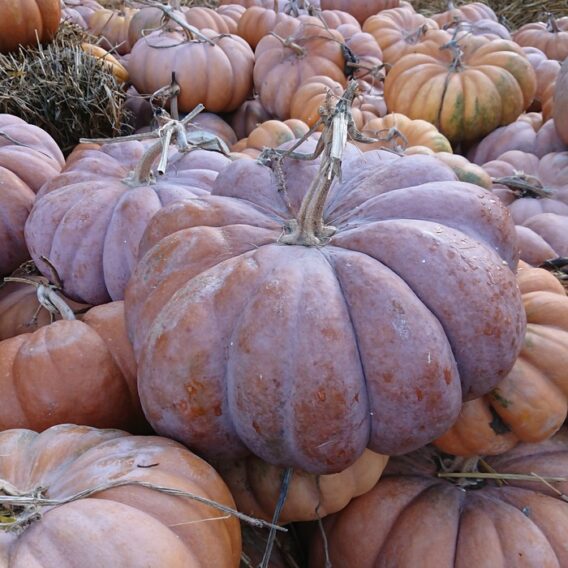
xmin=319 ymin=0 xmax=401 ymax=25
xmin=431 ymin=0 xmax=497 ymax=28
xmin=362 ymin=6 xmax=444 ymax=67
xmin=435 ymin=264 xmax=568 ymax=456
xmin=81 ymin=43 xmax=129 ymax=82
xmin=0 ymin=424 xmax=241 ymax=567
xmin=236 ymin=4 xmax=293 ymax=49
xmin=227 ymin=97 xmax=273 ymax=139
xmin=0 ymin=0 xmax=61 ymax=53
xmin=88 ymin=7 xmax=137 ymax=55
xmin=216 ymin=450 xmax=389 ymax=523
xmin=384 ymin=38 xmax=537 ymax=143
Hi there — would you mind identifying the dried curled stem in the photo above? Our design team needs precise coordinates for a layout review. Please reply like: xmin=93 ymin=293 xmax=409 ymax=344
xmin=0 ymin=478 xmax=288 ymax=534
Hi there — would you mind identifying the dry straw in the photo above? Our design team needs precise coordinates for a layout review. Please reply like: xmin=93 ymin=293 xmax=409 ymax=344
xmin=0 ymin=23 xmax=129 ymax=155
xmin=410 ymin=0 xmax=565 ymax=30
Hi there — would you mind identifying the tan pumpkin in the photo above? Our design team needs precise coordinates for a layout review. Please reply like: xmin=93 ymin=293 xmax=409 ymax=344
xmin=435 ymin=264 xmax=568 ymax=456
xmin=253 ymin=17 xmax=347 ymax=119
xmin=185 ymin=6 xmax=234 ymax=34
xmin=88 ymin=7 xmax=137 ymax=55
xmin=431 ymin=0 xmax=497 ymax=28
xmin=0 ymin=0 xmax=61 ymax=53
xmin=216 ymin=450 xmax=389 ymax=523
xmin=384 ymin=38 xmax=537 ymax=143
xmin=523 ymin=46 xmax=561 ymax=113
xmin=227 ymin=97 xmax=273 ymax=139
xmin=231 ymin=118 xmax=310 ymax=158
xmin=0 ymin=424 xmax=241 ymax=567
xmin=128 ymin=27 xmax=254 ymax=114
xmin=513 ymin=14 xmax=568 ymax=62
xmin=362 ymin=5 xmax=444 ymax=67
xmin=217 ymin=3 xmax=246 ymax=32
xmin=289 ymin=76 xmax=386 ymax=128
xmin=236 ymin=4 xmax=293 ymax=49
xmin=359 ymin=113 xmax=452 ymax=153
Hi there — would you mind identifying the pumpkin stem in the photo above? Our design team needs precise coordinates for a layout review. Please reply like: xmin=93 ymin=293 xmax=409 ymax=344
xmin=405 ymin=24 xmax=430 ymax=45
xmin=492 ymin=175 xmax=552 ymax=199
xmin=277 ymin=81 xmax=362 ymax=246
xmin=3 ymin=277 xmax=76 ymax=321
xmin=137 ymin=0 xmax=215 ymax=44
xmin=441 ymin=40 xmax=465 ymax=71
xmin=547 ymin=12 xmax=560 ymax=33
xmin=269 ymin=32 xmax=306 ymax=56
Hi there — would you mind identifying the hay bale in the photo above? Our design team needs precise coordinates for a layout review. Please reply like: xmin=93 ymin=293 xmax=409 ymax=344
xmin=0 ymin=23 xmax=130 ymax=155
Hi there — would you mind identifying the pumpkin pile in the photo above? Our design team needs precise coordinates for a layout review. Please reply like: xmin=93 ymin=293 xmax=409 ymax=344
xmin=0 ymin=0 xmax=567 ymax=566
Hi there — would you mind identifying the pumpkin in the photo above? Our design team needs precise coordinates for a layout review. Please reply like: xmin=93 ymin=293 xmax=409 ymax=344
xmin=216 ymin=449 xmax=389 ymax=523
xmin=0 ymin=423 xmax=241 ymax=567
xmin=468 ymin=116 xmax=567 ymax=164
xmin=523 ymin=47 xmax=561 ymax=112
xmin=359 ymin=113 xmax=453 ymax=153
xmin=431 ymin=0 xmax=498 ymax=28
xmin=88 ymin=7 xmax=137 ymax=55
xmin=404 ymin=148 xmax=492 ymax=189
xmin=335 ymin=25 xmax=383 ymax=82
xmin=189 ymin=112 xmax=238 ymax=147
xmin=362 ymin=6 xmax=444 ymax=67
xmin=185 ymin=6 xmax=235 ymax=34
xmin=518 ymin=213 xmax=568 ymax=264
xmin=289 ymin=76 xmax=385 ymax=129
xmin=435 ymin=264 xmax=568 ymax=456
xmin=232 ymin=118 xmax=311 ymax=158
xmin=124 ymin=100 xmax=525 ymax=473
xmin=482 ymin=150 xmax=568 ymax=225
xmin=310 ymin=430 xmax=568 ymax=567
xmin=513 ymin=14 xmax=568 ymax=62
xmin=128 ymin=27 xmax=254 ymax=114
xmin=236 ymin=5 xmax=293 ymax=49
xmin=0 ymin=115 xmax=64 ymax=277
xmin=384 ymin=38 xmax=537 ymax=143
xmin=81 ymin=43 xmax=129 ymax=83
xmin=319 ymin=0 xmax=401 ymax=25
xmin=554 ymin=57 xmax=568 ymax=145
xmin=446 ymin=18 xmax=511 ymax=41
xmin=217 ymin=4 xmax=246 ymax=32
xmin=25 ymin=135 xmax=232 ymax=304
xmin=61 ymin=0 xmax=102 ymax=29
xmin=0 ymin=297 xmax=150 ymax=432
xmin=253 ymin=17 xmax=347 ymax=120
xmin=0 ymin=0 xmax=61 ymax=53
xmin=127 ymin=6 xmax=169 ymax=49
xmin=227 ymin=97 xmax=273 ymax=139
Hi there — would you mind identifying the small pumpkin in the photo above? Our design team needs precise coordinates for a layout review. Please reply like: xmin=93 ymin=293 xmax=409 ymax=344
xmin=227 ymin=97 xmax=273 ymax=139
xmin=431 ymin=0 xmax=497 ymax=28
xmin=513 ymin=14 xmax=568 ymax=62
xmin=81 ymin=43 xmax=129 ymax=83
xmin=554 ymin=57 xmax=568 ymax=145
xmin=435 ymin=264 xmax=568 ymax=456
xmin=88 ymin=7 xmax=138 ymax=55
xmin=216 ymin=450 xmax=389 ymax=523
xmin=310 ymin=430 xmax=568 ymax=567
xmin=319 ymin=0 xmax=401 ymax=25
xmin=0 ymin=424 xmax=241 ymax=567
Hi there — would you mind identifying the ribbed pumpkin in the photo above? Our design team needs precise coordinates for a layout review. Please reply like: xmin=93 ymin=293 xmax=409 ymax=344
xmin=431 ymin=0 xmax=497 ymax=27
xmin=216 ymin=450 xmax=389 ymax=523
xmin=253 ymin=17 xmax=347 ymax=120
xmin=384 ymin=38 xmax=537 ymax=143
xmin=124 ymin=111 xmax=525 ymax=474
xmin=523 ymin=47 xmax=561 ymax=112
xmin=310 ymin=430 xmax=568 ymax=567
xmin=435 ymin=264 xmax=568 ymax=456
xmin=359 ymin=113 xmax=452 ymax=153
xmin=236 ymin=4 xmax=293 ymax=49
xmin=0 ymin=115 xmax=64 ymax=276
xmin=231 ymin=119 xmax=310 ymax=158
xmin=25 ymin=139 xmax=231 ymax=304
xmin=128 ymin=27 xmax=254 ymax=114
xmin=362 ymin=6 xmax=443 ymax=67
xmin=468 ymin=116 xmax=567 ymax=164
xmin=0 ymin=424 xmax=241 ymax=567
xmin=319 ymin=0 xmax=400 ymax=24
xmin=0 ymin=299 xmax=149 ymax=432
xmin=513 ymin=14 xmax=568 ymax=62
xmin=227 ymin=97 xmax=273 ymax=139
xmin=0 ymin=0 xmax=61 ymax=53
xmin=483 ymin=150 xmax=568 ymax=224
